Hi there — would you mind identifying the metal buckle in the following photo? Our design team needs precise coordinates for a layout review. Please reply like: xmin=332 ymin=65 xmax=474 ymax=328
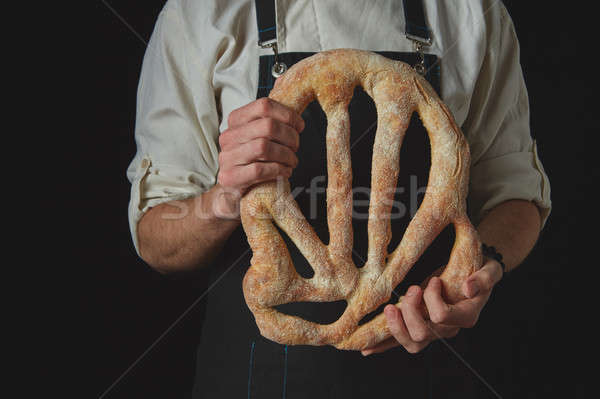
xmin=259 ymin=40 xmax=287 ymax=78
xmin=406 ymin=34 xmax=432 ymax=75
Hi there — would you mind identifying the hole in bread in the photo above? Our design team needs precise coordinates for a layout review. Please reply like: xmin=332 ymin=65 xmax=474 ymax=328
xmin=357 ymin=299 xmax=394 ymax=326
xmin=272 ymin=100 xmax=328 ymax=280
xmin=392 ymin=224 xmax=455 ymax=295
xmin=274 ymin=223 xmax=315 ymax=279
xmin=349 ymin=86 xmax=377 ymax=267
xmin=386 ymin=112 xmax=432 ymax=255
xmin=288 ymin=100 xmax=330 ymax=247
xmin=357 ymin=226 xmax=455 ymax=326
xmin=274 ymin=300 xmax=348 ymax=325
xmin=385 ymin=110 xmax=456 ymax=294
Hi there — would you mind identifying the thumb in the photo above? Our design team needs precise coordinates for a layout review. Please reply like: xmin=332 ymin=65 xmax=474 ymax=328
xmin=462 ymin=260 xmax=503 ymax=298
xmin=462 ymin=278 xmax=480 ymax=299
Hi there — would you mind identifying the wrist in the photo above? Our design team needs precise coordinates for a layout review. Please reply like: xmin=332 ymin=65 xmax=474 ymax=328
xmin=199 ymin=184 xmax=243 ymax=221
xmin=213 ymin=184 xmax=243 ymax=220
xmin=482 ymin=243 xmax=506 ymax=274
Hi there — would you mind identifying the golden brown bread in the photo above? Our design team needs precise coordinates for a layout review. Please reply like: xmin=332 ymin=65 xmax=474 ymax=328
xmin=240 ymin=49 xmax=482 ymax=350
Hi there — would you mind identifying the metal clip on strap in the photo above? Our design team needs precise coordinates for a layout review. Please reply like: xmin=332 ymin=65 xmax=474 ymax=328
xmin=407 ymin=35 xmax=431 ymax=75
xmin=255 ymin=0 xmax=287 ymax=78
xmin=402 ymin=0 xmax=432 ymax=75
xmin=259 ymin=39 xmax=287 ymax=78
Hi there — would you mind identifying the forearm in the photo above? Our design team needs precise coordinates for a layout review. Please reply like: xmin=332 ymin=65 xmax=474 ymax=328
xmin=476 ymin=199 xmax=541 ymax=272
xmin=137 ymin=184 xmax=241 ymax=273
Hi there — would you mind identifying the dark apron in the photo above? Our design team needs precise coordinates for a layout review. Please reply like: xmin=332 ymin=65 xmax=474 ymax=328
xmin=192 ymin=1 xmax=477 ymax=397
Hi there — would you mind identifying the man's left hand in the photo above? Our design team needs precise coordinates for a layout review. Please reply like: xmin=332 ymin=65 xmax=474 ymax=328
xmin=361 ymin=259 xmax=503 ymax=356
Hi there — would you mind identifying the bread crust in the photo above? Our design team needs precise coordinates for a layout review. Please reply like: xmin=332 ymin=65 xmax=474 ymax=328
xmin=240 ymin=49 xmax=482 ymax=350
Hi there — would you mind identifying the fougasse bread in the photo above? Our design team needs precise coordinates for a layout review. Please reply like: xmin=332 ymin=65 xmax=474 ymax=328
xmin=240 ymin=49 xmax=482 ymax=350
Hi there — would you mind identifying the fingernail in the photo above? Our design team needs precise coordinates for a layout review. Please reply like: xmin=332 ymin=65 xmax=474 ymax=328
xmin=361 ymin=350 xmax=371 ymax=357
xmin=384 ymin=306 xmax=397 ymax=320
xmin=407 ymin=286 xmax=419 ymax=296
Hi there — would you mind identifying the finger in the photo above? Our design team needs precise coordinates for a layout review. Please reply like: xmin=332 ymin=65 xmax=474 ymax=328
xmin=384 ymin=304 xmax=412 ymax=345
xmin=428 ymin=325 xmax=460 ymax=340
xmin=227 ymin=97 xmax=305 ymax=132
xmin=220 ymin=138 xmax=299 ymax=168
xmin=399 ymin=286 xmax=432 ymax=343
xmin=424 ymin=276 xmax=490 ymax=328
xmin=462 ymin=259 xmax=503 ymax=299
xmin=219 ymin=117 xmax=300 ymax=152
xmin=386 ymin=304 xmax=432 ymax=354
xmin=217 ymin=162 xmax=292 ymax=190
xmin=452 ymin=292 xmax=492 ymax=328
xmin=361 ymin=337 xmax=400 ymax=356
xmin=423 ymin=277 xmax=453 ymax=324
xmin=421 ymin=264 xmax=445 ymax=288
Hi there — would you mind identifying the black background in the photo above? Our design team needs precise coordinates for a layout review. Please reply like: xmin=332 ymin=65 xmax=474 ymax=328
xmin=87 ymin=1 xmax=592 ymax=398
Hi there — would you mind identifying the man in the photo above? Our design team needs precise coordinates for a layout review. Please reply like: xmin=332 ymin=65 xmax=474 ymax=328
xmin=127 ymin=0 xmax=550 ymax=396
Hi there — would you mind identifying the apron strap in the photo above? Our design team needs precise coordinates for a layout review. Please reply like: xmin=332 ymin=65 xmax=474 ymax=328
xmin=255 ymin=0 xmax=287 ymax=77
xmin=255 ymin=0 xmax=277 ymax=46
xmin=256 ymin=0 xmax=432 ymax=44
xmin=402 ymin=0 xmax=432 ymax=43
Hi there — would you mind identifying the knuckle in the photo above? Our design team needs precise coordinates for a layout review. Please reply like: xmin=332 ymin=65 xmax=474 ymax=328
xmin=276 ymin=164 xmax=291 ymax=179
xmin=400 ymin=299 xmax=417 ymax=313
xmin=227 ymin=111 xmax=238 ymax=127
xmin=275 ymin=163 xmax=286 ymax=175
xmin=262 ymin=117 xmax=277 ymax=135
xmin=257 ymin=97 xmax=272 ymax=114
xmin=218 ymin=132 xmax=227 ymax=147
xmin=280 ymin=111 xmax=292 ymax=126
xmin=430 ymin=308 xmax=449 ymax=324
xmin=250 ymin=162 xmax=264 ymax=178
xmin=217 ymin=170 xmax=231 ymax=187
xmin=411 ymin=329 xmax=429 ymax=343
xmin=254 ymin=138 xmax=270 ymax=156
xmin=217 ymin=151 xmax=227 ymax=167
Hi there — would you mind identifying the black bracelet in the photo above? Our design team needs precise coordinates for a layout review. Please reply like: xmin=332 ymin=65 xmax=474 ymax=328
xmin=482 ymin=243 xmax=506 ymax=273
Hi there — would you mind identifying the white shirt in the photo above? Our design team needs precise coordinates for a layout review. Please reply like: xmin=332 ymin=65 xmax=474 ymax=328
xmin=127 ymin=0 xmax=551 ymax=254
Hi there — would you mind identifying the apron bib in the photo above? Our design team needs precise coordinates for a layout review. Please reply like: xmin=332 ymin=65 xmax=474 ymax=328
xmin=193 ymin=1 xmax=477 ymax=397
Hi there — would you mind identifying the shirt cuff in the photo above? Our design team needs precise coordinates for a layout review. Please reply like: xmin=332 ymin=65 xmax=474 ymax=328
xmin=127 ymin=155 xmax=214 ymax=256
xmin=468 ymin=140 xmax=551 ymax=229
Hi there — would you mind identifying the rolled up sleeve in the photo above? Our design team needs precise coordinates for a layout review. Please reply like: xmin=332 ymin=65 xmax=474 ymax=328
xmin=126 ymin=1 xmax=221 ymax=255
xmin=469 ymin=142 xmax=551 ymax=227
xmin=463 ymin=5 xmax=551 ymax=228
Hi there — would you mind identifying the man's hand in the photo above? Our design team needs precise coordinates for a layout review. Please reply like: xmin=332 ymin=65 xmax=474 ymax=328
xmin=361 ymin=259 xmax=503 ymax=356
xmin=218 ymin=97 xmax=305 ymax=195
xmin=138 ymin=98 xmax=304 ymax=272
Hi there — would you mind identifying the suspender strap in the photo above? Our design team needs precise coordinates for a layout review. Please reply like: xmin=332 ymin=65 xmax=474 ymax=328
xmin=255 ymin=0 xmax=434 ymax=77
xmin=257 ymin=0 xmax=431 ymax=45
xmin=255 ymin=0 xmax=277 ymax=45
xmin=402 ymin=0 xmax=432 ymax=43
xmin=255 ymin=0 xmax=288 ymax=77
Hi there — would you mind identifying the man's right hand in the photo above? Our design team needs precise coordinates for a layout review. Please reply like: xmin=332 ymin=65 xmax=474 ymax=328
xmin=138 ymin=98 xmax=304 ymax=272
xmin=217 ymin=97 xmax=305 ymax=195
